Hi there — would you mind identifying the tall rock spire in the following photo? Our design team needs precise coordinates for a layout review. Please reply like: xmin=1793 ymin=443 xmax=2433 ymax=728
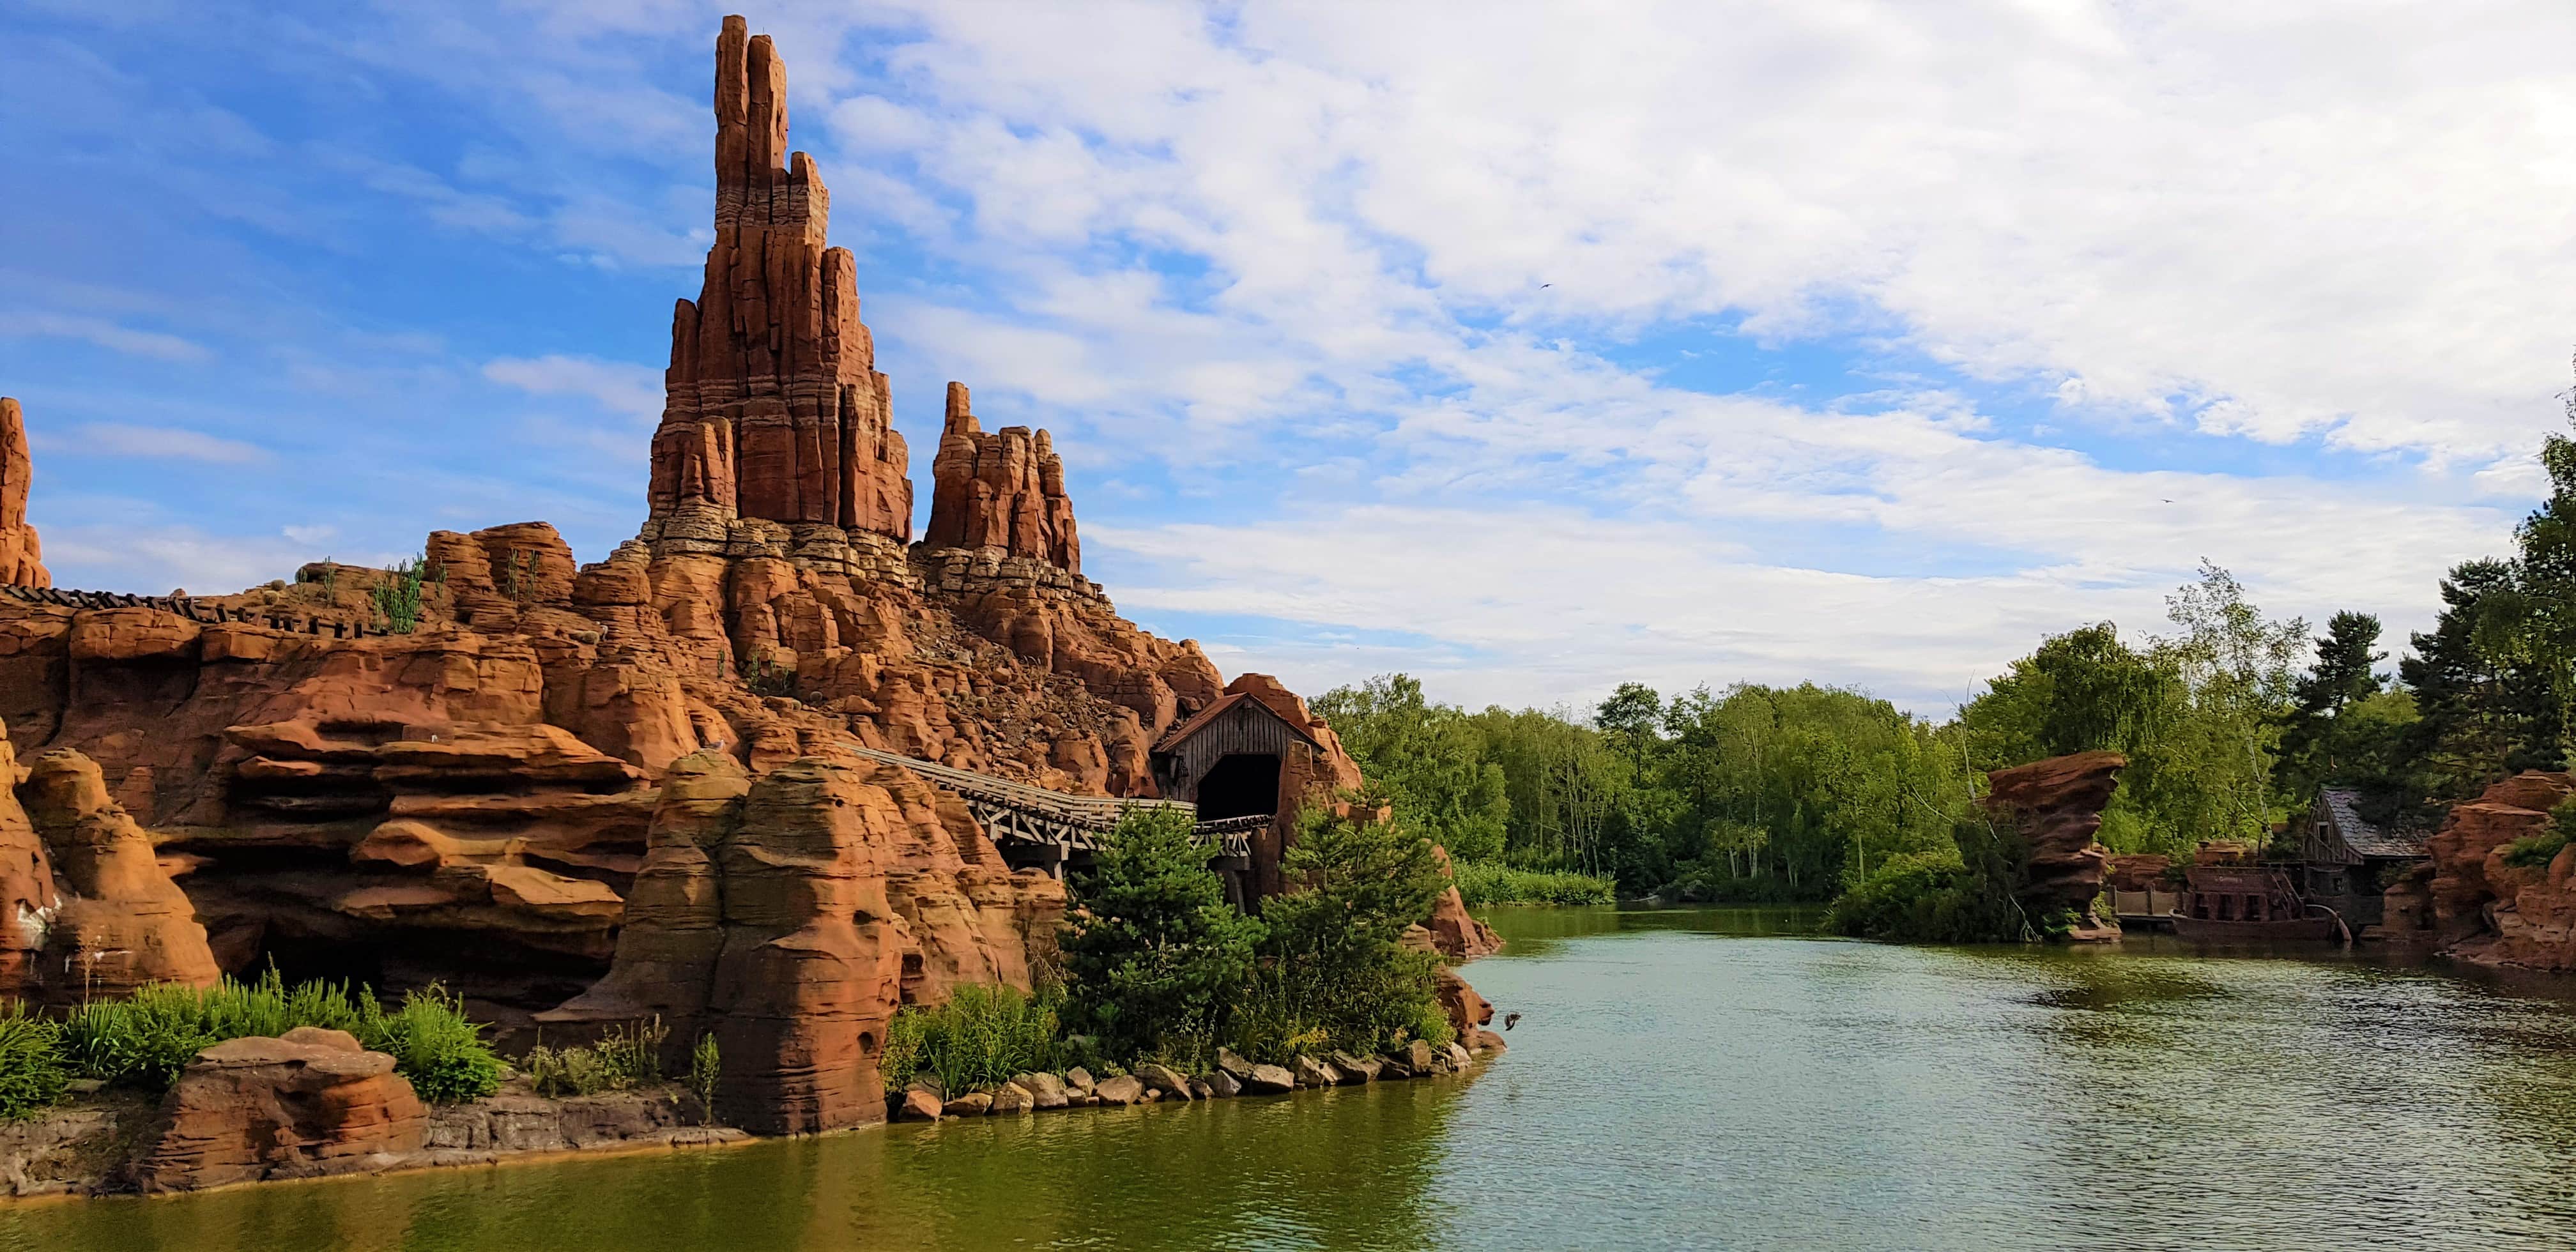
xmin=0 ymin=399 xmax=50 ymax=588
xmin=924 ymin=383 xmax=1081 ymax=574
xmin=647 ymin=15 xmax=911 ymax=551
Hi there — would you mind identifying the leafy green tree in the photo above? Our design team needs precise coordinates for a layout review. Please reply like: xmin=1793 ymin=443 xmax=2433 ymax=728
xmin=1059 ymin=807 xmax=1263 ymax=1061
xmin=1247 ymin=802 xmax=1453 ymax=1055
xmin=1312 ymin=675 xmax=1510 ymax=860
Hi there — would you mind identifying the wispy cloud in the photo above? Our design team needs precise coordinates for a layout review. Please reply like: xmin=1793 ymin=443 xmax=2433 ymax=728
xmin=482 ymin=355 xmax=662 ymax=422
xmin=46 ymin=423 xmax=268 ymax=464
xmin=0 ymin=312 xmax=209 ymax=363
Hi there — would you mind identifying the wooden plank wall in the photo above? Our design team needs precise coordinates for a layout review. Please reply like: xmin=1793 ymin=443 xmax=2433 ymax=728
xmin=1159 ymin=701 xmax=1302 ymax=804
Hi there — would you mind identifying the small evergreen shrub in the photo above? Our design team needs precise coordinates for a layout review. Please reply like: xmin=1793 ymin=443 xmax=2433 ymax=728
xmin=0 ymin=1003 xmax=68 ymax=1120
xmin=371 ymin=555 xmax=434 ymax=634
xmin=2505 ymin=799 xmax=2576 ymax=868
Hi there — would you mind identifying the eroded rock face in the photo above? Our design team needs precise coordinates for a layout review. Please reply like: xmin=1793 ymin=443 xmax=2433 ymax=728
xmin=1424 ymin=845 xmax=1501 ymax=961
xmin=130 ymin=1027 xmax=425 ymax=1194
xmin=22 ymin=749 xmax=220 ymax=1002
xmin=1980 ymin=750 xmax=2126 ymax=942
xmin=924 ymin=383 xmax=1078 ymax=573
xmin=644 ymin=15 xmax=910 ymax=551
xmin=2389 ymin=771 xmax=2576 ymax=969
xmin=540 ymin=751 xmax=1064 ymax=1133
xmin=0 ymin=400 xmax=47 ymax=590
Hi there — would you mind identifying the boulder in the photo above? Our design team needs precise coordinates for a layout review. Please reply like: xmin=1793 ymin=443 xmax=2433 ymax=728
xmin=1015 ymin=1071 xmax=1069 ymax=1109
xmin=1445 ymin=1042 xmax=1471 ymax=1068
xmin=1469 ymin=1028 xmax=1506 ymax=1053
xmin=1208 ymin=1071 xmax=1241 ymax=1098
xmin=894 ymin=1089 xmax=942 ymax=1121
xmin=941 ymin=1092 xmax=992 ymax=1118
xmin=1292 ymin=1055 xmax=1338 ymax=1088
xmin=1243 ymin=1064 xmax=1296 ymax=1094
xmin=1186 ymin=1078 xmax=1213 ymax=1101
xmin=1402 ymin=1039 xmax=1436 ymax=1073
xmin=1133 ymin=1062 xmax=1192 ymax=1101
xmin=1377 ymin=1053 xmax=1414 ymax=1080
xmin=1213 ymin=1047 xmax=1257 ymax=1083
xmin=1436 ymin=966 xmax=1495 ymax=1044
xmin=990 ymin=1082 xmax=1035 ymax=1115
xmin=1063 ymin=1067 xmax=1094 ymax=1095
xmin=1329 ymin=1051 xmax=1381 ymax=1083
xmin=1092 ymin=1075 xmax=1144 ymax=1106
xmin=130 ymin=1030 xmax=425 ymax=1193
xmin=1423 ymin=844 xmax=1503 ymax=960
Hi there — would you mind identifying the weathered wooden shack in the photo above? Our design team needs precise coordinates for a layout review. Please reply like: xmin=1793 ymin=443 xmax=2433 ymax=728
xmin=1151 ymin=691 xmax=1323 ymax=901
xmin=2298 ymin=786 xmax=2427 ymax=929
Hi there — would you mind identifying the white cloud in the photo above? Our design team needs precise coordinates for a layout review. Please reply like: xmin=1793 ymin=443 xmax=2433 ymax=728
xmin=482 ymin=355 xmax=662 ymax=422
xmin=49 ymin=423 xmax=267 ymax=464
xmin=0 ymin=312 xmax=210 ymax=363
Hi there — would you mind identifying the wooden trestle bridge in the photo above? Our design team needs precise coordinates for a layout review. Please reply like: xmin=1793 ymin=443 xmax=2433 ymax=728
xmin=838 ymin=743 xmax=1266 ymax=892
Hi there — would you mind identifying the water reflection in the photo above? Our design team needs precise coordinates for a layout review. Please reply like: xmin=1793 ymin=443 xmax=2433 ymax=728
xmin=11 ymin=907 xmax=2576 ymax=1251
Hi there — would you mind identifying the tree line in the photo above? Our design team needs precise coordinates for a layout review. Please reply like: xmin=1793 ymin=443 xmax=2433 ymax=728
xmin=1315 ymin=383 xmax=2576 ymax=904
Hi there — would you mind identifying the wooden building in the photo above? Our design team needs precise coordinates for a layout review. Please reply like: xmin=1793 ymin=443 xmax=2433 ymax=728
xmin=2297 ymin=787 xmax=2427 ymax=929
xmin=1151 ymin=691 xmax=1323 ymax=901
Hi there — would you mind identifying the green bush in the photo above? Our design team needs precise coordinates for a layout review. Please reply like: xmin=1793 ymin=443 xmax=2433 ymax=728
xmin=371 ymin=555 xmax=434 ymax=634
xmin=1822 ymin=851 xmax=2023 ymax=943
xmin=687 ymin=1034 xmax=721 ymax=1124
xmin=1452 ymin=860 xmax=1615 ymax=906
xmin=59 ymin=972 xmax=502 ymax=1103
xmin=1060 ymin=806 xmax=1263 ymax=1063
xmin=0 ymin=1003 xmax=68 ymax=1120
xmin=881 ymin=985 xmax=1059 ymax=1097
xmin=360 ymin=986 xmax=504 ymax=1103
xmin=2506 ymin=799 xmax=2576 ymax=867
xmin=523 ymin=1018 xmax=665 ymax=1099
xmin=1246 ymin=802 xmax=1452 ymax=1059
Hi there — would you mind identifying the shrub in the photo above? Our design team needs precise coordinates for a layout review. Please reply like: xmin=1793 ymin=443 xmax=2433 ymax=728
xmin=687 ymin=1034 xmax=721 ymax=1124
xmin=1823 ymin=851 xmax=2023 ymax=943
xmin=1248 ymin=800 xmax=1452 ymax=1058
xmin=0 ymin=1003 xmax=68 ymax=1120
xmin=523 ymin=1018 xmax=664 ymax=1099
xmin=61 ymin=973 xmax=502 ymax=1103
xmin=371 ymin=555 xmax=434 ymax=634
xmin=737 ymin=653 xmax=798 ymax=699
xmin=1061 ymin=806 xmax=1263 ymax=1063
xmin=1452 ymin=860 xmax=1615 ymax=906
xmin=353 ymin=984 xmax=504 ymax=1104
xmin=2506 ymin=799 xmax=2576 ymax=867
xmin=882 ymin=985 xmax=1059 ymax=1097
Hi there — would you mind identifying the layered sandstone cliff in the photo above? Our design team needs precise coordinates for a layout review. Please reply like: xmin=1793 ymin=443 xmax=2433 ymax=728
xmin=2380 ymin=771 xmax=2576 ymax=970
xmin=1981 ymin=750 xmax=2126 ymax=942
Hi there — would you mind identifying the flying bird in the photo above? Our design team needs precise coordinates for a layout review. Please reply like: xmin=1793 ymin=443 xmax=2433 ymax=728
xmin=1540 ymin=283 xmax=1552 ymax=288
xmin=1503 ymin=1012 xmax=1521 ymax=1030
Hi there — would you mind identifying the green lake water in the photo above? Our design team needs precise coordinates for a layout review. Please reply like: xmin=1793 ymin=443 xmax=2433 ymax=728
xmin=10 ymin=906 xmax=2576 ymax=1251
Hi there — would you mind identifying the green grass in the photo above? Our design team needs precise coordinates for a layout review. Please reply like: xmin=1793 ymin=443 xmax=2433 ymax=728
xmin=0 ymin=1004 xmax=68 ymax=1120
xmin=1450 ymin=860 xmax=1616 ymax=906
xmin=45 ymin=970 xmax=503 ymax=1103
xmin=880 ymin=984 xmax=1060 ymax=1097
xmin=523 ymin=1018 xmax=667 ymax=1098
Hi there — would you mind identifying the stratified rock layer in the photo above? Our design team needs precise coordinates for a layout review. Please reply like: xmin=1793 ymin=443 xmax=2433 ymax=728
xmin=0 ymin=399 xmax=49 ymax=588
xmin=2383 ymin=771 xmax=2576 ymax=969
xmin=1981 ymin=750 xmax=2126 ymax=942
xmin=644 ymin=15 xmax=910 ymax=551
xmin=924 ymin=383 xmax=1078 ymax=573
xmin=22 ymin=748 xmax=220 ymax=1002
xmin=130 ymin=1027 xmax=425 ymax=1193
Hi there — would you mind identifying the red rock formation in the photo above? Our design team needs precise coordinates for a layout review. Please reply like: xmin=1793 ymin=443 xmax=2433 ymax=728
xmin=130 ymin=1027 xmax=425 ymax=1193
xmin=22 ymin=749 xmax=220 ymax=1002
xmin=1980 ymin=750 xmax=2126 ymax=942
xmin=645 ymin=17 xmax=910 ymax=553
xmin=2383 ymin=771 xmax=2576 ymax=968
xmin=1424 ymin=844 xmax=1501 ymax=961
xmin=0 ymin=726 xmax=54 ymax=998
xmin=924 ymin=383 xmax=1079 ymax=572
xmin=0 ymin=400 xmax=47 ymax=588
xmin=540 ymin=750 xmax=1064 ymax=1131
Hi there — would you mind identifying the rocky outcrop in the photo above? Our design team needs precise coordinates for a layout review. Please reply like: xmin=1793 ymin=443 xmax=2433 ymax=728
xmin=130 ymin=1027 xmax=425 ymax=1193
xmin=644 ymin=15 xmax=910 ymax=552
xmin=2382 ymin=771 xmax=2576 ymax=969
xmin=22 ymin=748 xmax=220 ymax=1002
xmin=1425 ymin=845 xmax=1501 ymax=961
xmin=0 ymin=399 xmax=47 ymax=588
xmin=924 ymin=383 xmax=1078 ymax=572
xmin=539 ymin=750 xmax=1064 ymax=1133
xmin=1980 ymin=750 xmax=2126 ymax=942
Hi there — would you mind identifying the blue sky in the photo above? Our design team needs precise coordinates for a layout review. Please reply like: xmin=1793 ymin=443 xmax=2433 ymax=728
xmin=4 ymin=1 xmax=2572 ymax=714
